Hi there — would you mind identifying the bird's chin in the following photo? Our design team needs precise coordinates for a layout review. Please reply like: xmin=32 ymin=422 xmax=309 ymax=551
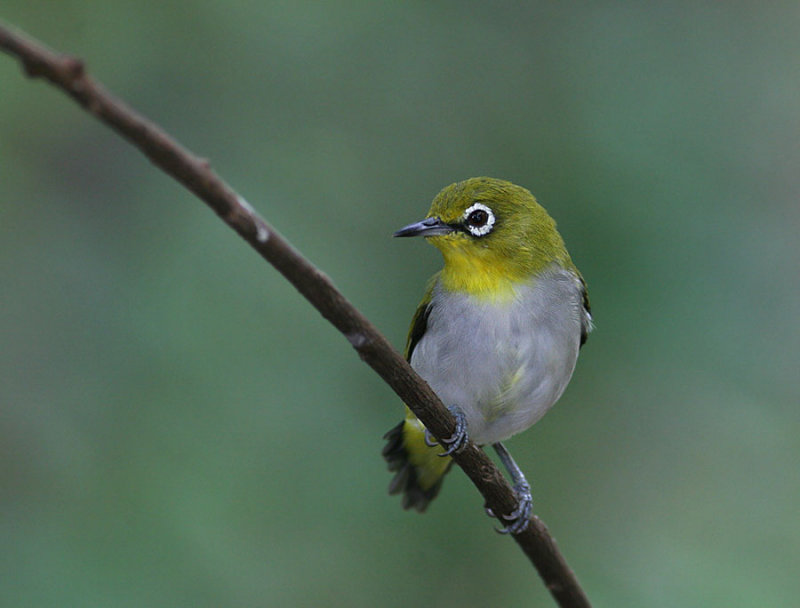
xmin=428 ymin=232 xmax=470 ymax=251
xmin=427 ymin=232 xmax=462 ymax=243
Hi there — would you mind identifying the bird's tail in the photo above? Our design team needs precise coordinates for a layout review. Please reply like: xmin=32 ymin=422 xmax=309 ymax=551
xmin=382 ymin=410 xmax=453 ymax=512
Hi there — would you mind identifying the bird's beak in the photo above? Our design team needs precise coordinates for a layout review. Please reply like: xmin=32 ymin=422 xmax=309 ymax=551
xmin=393 ymin=217 xmax=455 ymax=238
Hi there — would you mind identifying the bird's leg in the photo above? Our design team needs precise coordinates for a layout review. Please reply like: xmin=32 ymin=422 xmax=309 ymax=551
xmin=486 ymin=442 xmax=533 ymax=534
xmin=423 ymin=405 xmax=469 ymax=456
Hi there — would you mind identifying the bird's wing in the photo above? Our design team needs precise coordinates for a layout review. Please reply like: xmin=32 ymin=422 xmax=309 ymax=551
xmin=579 ymin=276 xmax=592 ymax=347
xmin=404 ymin=273 xmax=439 ymax=361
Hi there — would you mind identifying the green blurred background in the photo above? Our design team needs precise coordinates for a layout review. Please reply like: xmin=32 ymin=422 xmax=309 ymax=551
xmin=2 ymin=3 xmax=798 ymax=606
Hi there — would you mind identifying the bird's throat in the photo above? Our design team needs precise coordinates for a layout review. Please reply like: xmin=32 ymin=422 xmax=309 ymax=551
xmin=438 ymin=248 xmax=525 ymax=302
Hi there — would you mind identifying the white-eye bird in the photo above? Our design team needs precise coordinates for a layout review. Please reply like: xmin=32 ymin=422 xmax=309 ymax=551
xmin=383 ymin=177 xmax=591 ymax=534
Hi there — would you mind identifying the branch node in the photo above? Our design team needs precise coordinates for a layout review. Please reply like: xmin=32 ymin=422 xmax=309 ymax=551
xmin=480 ymin=461 xmax=499 ymax=483
xmin=236 ymin=195 xmax=256 ymax=217
xmin=346 ymin=331 xmax=370 ymax=349
xmin=62 ymin=55 xmax=85 ymax=79
xmin=255 ymin=221 xmax=270 ymax=243
xmin=20 ymin=58 xmax=41 ymax=78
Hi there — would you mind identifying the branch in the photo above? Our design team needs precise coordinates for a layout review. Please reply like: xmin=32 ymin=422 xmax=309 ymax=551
xmin=0 ymin=22 xmax=591 ymax=608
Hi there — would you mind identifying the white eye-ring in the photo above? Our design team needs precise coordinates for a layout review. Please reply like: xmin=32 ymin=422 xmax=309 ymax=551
xmin=462 ymin=203 xmax=495 ymax=237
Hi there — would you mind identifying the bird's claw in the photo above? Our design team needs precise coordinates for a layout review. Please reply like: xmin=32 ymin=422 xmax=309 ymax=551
xmin=423 ymin=428 xmax=438 ymax=447
xmin=487 ymin=481 xmax=533 ymax=535
xmin=423 ymin=405 xmax=468 ymax=457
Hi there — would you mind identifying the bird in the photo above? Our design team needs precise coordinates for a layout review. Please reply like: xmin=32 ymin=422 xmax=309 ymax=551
xmin=382 ymin=177 xmax=591 ymax=534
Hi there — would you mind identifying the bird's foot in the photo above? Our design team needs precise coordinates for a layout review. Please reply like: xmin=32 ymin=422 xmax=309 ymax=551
xmin=423 ymin=405 xmax=469 ymax=456
xmin=487 ymin=480 xmax=532 ymax=535
xmin=486 ymin=442 xmax=533 ymax=534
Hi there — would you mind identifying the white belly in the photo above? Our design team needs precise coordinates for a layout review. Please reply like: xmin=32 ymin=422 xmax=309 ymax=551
xmin=409 ymin=267 xmax=584 ymax=445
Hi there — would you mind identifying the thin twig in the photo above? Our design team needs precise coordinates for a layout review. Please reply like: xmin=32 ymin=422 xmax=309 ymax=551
xmin=0 ymin=22 xmax=592 ymax=608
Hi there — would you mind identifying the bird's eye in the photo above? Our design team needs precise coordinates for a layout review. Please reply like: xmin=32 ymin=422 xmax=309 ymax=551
xmin=462 ymin=203 xmax=495 ymax=237
xmin=468 ymin=209 xmax=488 ymax=225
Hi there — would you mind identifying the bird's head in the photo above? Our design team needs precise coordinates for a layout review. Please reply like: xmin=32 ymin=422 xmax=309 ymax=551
xmin=395 ymin=177 xmax=571 ymax=297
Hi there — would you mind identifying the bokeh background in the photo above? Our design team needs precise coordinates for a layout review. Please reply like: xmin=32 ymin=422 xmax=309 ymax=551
xmin=2 ymin=3 xmax=798 ymax=607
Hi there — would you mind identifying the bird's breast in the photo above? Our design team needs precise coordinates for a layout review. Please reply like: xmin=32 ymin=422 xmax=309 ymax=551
xmin=409 ymin=267 xmax=583 ymax=445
